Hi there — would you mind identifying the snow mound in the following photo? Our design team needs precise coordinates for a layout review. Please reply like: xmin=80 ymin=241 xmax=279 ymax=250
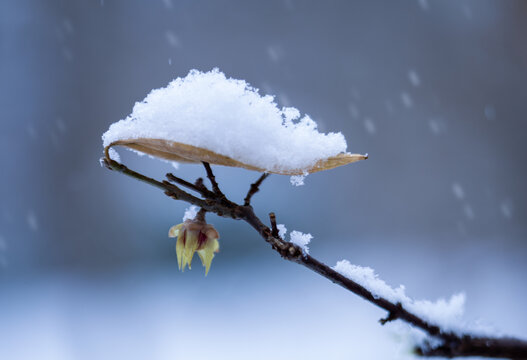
xmin=102 ymin=69 xmax=362 ymax=174
xmin=182 ymin=205 xmax=199 ymax=222
xmin=332 ymin=259 xmax=492 ymax=336
xmin=289 ymin=230 xmax=312 ymax=254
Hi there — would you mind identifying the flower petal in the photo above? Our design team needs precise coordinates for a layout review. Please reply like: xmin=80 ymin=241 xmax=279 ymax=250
xmin=183 ymin=229 xmax=199 ymax=270
xmin=175 ymin=229 xmax=185 ymax=270
xmin=169 ymin=223 xmax=183 ymax=238
xmin=197 ymin=238 xmax=220 ymax=276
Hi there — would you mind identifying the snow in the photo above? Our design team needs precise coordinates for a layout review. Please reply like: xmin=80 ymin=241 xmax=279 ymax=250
xmin=108 ymin=148 xmax=120 ymax=162
xmin=418 ymin=0 xmax=429 ymax=11
xmin=62 ymin=48 xmax=73 ymax=62
xmin=162 ymin=0 xmax=173 ymax=9
xmin=277 ymin=224 xmax=287 ymax=238
xmin=451 ymin=182 xmax=464 ymax=200
xmin=56 ymin=119 xmax=66 ymax=134
xmin=267 ymin=45 xmax=282 ymax=62
xmin=27 ymin=211 xmax=38 ymax=232
xmin=289 ymin=230 xmax=312 ymax=254
xmin=27 ymin=123 xmax=37 ymax=139
xmin=348 ymin=103 xmax=359 ymax=119
xmin=463 ymin=204 xmax=475 ymax=220
xmin=401 ymin=92 xmax=413 ymax=108
xmin=165 ymin=31 xmax=180 ymax=48
xmin=484 ymin=105 xmax=496 ymax=120
xmin=290 ymin=174 xmax=306 ymax=186
xmin=428 ymin=118 xmax=446 ymax=135
xmin=102 ymin=69 xmax=349 ymax=173
xmin=276 ymin=226 xmax=311 ymax=254
xmin=364 ymin=118 xmax=376 ymax=134
xmin=333 ymin=260 xmax=407 ymax=302
xmin=0 ymin=236 xmax=6 ymax=252
xmin=462 ymin=4 xmax=473 ymax=20
xmin=62 ymin=19 xmax=73 ymax=34
xmin=182 ymin=205 xmax=199 ymax=221
xmin=500 ymin=199 xmax=513 ymax=219
xmin=408 ymin=70 xmax=421 ymax=87
xmin=0 ymin=235 xmax=6 ymax=269
xmin=332 ymin=259 xmax=488 ymax=336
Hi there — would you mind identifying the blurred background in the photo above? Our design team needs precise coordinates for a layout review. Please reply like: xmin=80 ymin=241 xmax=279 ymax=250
xmin=1 ymin=0 xmax=526 ymax=359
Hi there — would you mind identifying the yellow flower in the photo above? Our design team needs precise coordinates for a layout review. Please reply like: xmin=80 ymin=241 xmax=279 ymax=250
xmin=169 ymin=219 xmax=220 ymax=275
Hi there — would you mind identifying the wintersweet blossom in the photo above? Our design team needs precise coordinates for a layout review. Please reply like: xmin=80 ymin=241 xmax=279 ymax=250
xmin=168 ymin=217 xmax=220 ymax=275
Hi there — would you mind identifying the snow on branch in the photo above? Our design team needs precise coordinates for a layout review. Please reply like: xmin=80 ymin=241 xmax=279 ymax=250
xmin=333 ymin=260 xmax=475 ymax=336
xmin=289 ymin=230 xmax=312 ymax=254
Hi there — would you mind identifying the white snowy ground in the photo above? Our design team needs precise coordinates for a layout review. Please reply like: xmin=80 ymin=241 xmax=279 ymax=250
xmin=1 ymin=238 xmax=526 ymax=360
xmin=0 ymin=266 xmax=412 ymax=360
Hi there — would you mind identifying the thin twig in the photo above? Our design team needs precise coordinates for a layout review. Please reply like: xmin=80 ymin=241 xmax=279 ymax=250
xmin=202 ymin=162 xmax=223 ymax=196
xmin=166 ymin=173 xmax=215 ymax=198
xmin=269 ymin=212 xmax=279 ymax=239
xmin=166 ymin=173 xmax=202 ymax=192
xmin=102 ymin=157 xmax=237 ymax=217
xmin=244 ymin=173 xmax=270 ymax=206
xmin=102 ymin=157 xmax=527 ymax=360
xmin=194 ymin=178 xmax=209 ymax=193
xmin=195 ymin=207 xmax=207 ymax=222
xmin=379 ymin=303 xmax=403 ymax=325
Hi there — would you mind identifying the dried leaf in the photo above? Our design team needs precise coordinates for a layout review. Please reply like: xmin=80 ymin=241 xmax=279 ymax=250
xmin=105 ymin=138 xmax=367 ymax=175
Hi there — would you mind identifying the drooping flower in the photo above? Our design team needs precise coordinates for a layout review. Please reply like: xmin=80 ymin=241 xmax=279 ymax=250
xmin=168 ymin=216 xmax=220 ymax=275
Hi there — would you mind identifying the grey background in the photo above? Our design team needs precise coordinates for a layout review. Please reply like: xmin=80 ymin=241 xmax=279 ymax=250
xmin=1 ymin=1 xmax=526 ymax=359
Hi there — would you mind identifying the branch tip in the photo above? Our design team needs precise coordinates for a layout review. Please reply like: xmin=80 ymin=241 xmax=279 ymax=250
xmin=202 ymin=162 xmax=224 ymax=196
xmin=244 ymin=172 xmax=270 ymax=206
xmin=195 ymin=177 xmax=206 ymax=190
xmin=269 ymin=212 xmax=279 ymax=238
xmin=380 ymin=302 xmax=403 ymax=325
xmin=379 ymin=312 xmax=397 ymax=325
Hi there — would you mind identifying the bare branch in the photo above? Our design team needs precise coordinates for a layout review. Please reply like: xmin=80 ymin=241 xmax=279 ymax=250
xmin=416 ymin=337 xmax=527 ymax=359
xmin=166 ymin=173 xmax=215 ymax=198
xmin=102 ymin=157 xmax=527 ymax=359
xmin=102 ymin=157 xmax=238 ymax=218
xmin=202 ymin=162 xmax=224 ymax=197
xmin=195 ymin=207 xmax=207 ymax=222
xmin=194 ymin=177 xmax=209 ymax=193
xmin=269 ymin=212 xmax=279 ymax=238
xmin=102 ymin=158 xmax=204 ymax=206
xmin=379 ymin=302 xmax=403 ymax=325
xmin=166 ymin=173 xmax=202 ymax=192
xmin=244 ymin=173 xmax=270 ymax=206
